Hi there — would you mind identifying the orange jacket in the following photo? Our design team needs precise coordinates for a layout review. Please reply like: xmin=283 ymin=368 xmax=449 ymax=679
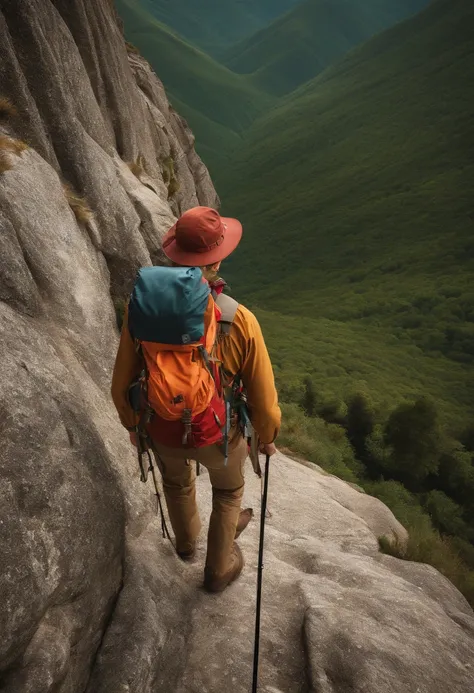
xmin=111 ymin=302 xmax=281 ymax=444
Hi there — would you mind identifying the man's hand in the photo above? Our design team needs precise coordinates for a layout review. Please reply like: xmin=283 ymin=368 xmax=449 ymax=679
xmin=259 ymin=442 xmax=277 ymax=457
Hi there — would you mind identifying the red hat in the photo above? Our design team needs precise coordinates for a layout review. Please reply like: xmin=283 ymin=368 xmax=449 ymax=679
xmin=162 ymin=206 xmax=242 ymax=266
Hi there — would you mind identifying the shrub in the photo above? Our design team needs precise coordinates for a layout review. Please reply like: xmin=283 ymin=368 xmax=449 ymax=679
xmin=0 ymin=135 xmax=27 ymax=154
xmin=383 ymin=397 xmax=442 ymax=484
xmin=365 ymin=479 xmax=431 ymax=530
xmin=161 ymin=155 xmax=180 ymax=198
xmin=301 ymin=376 xmax=316 ymax=416
xmin=114 ymin=299 xmax=126 ymax=331
xmin=279 ymin=409 xmax=474 ymax=607
xmin=379 ymin=526 xmax=474 ymax=608
xmin=127 ymin=155 xmax=146 ymax=179
xmin=0 ymin=135 xmax=28 ymax=173
xmin=459 ymin=425 xmax=474 ymax=452
xmin=279 ymin=402 xmax=363 ymax=483
xmin=63 ymin=183 xmax=93 ymax=226
xmin=365 ymin=424 xmax=389 ymax=469
xmin=167 ymin=177 xmax=180 ymax=198
xmin=0 ymin=97 xmax=18 ymax=121
xmin=371 ymin=480 xmax=474 ymax=606
xmin=423 ymin=490 xmax=471 ymax=539
xmin=161 ymin=156 xmax=173 ymax=184
xmin=436 ymin=444 xmax=474 ymax=507
xmin=450 ymin=536 xmax=474 ymax=569
xmin=315 ymin=396 xmax=347 ymax=426
xmin=0 ymin=150 xmax=13 ymax=174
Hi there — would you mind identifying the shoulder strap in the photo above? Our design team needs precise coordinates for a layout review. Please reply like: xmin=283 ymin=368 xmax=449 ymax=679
xmin=215 ymin=292 xmax=239 ymax=336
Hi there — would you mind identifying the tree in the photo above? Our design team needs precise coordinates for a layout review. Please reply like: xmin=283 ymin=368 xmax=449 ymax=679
xmin=316 ymin=398 xmax=346 ymax=426
xmin=301 ymin=376 xmax=316 ymax=417
xmin=365 ymin=424 xmax=389 ymax=476
xmin=346 ymin=392 xmax=375 ymax=461
xmin=460 ymin=425 xmax=474 ymax=453
xmin=437 ymin=444 xmax=474 ymax=507
xmin=424 ymin=490 xmax=471 ymax=540
xmin=383 ymin=397 xmax=442 ymax=485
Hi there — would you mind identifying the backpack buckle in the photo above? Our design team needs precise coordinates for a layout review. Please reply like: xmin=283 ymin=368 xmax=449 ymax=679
xmin=182 ymin=408 xmax=192 ymax=445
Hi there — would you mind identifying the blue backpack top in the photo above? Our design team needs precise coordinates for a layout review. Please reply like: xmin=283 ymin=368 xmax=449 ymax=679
xmin=128 ymin=266 xmax=210 ymax=345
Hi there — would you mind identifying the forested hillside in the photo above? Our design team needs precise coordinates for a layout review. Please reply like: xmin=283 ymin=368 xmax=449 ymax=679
xmin=224 ymin=0 xmax=429 ymax=95
xmin=220 ymin=0 xmax=474 ymax=374
xmin=135 ymin=0 xmax=301 ymax=52
xmin=116 ymin=0 xmax=274 ymax=170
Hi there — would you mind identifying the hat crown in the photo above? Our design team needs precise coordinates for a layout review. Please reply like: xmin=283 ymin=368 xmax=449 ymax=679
xmin=175 ymin=207 xmax=225 ymax=254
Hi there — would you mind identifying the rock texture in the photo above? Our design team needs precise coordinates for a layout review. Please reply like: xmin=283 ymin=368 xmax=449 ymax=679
xmin=89 ymin=454 xmax=474 ymax=693
xmin=0 ymin=0 xmax=217 ymax=299
xmin=0 ymin=1 xmax=473 ymax=693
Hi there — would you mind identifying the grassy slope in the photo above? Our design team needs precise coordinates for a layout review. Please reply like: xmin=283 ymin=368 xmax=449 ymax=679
xmin=225 ymin=0 xmax=430 ymax=95
xmin=255 ymin=308 xmax=473 ymax=428
xmin=137 ymin=0 xmax=301 ymax=53
xmin=219 ymin=0 xmax=474 ymax=421
xmin=115 ymin=0 xmax=273 ymax=172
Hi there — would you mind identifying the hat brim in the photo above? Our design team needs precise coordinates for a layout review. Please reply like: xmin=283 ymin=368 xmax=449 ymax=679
xmin=162 ymin=216 xmax=243 ymax=266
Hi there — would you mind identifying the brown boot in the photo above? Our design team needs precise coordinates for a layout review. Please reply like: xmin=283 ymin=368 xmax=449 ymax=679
xmin=177 ymin=541 xmax=196 ymax=562
xmin=235 ymin=508 xmax=253 ymax=539
xmin=204 ymin=542 xmax=244 ymax=593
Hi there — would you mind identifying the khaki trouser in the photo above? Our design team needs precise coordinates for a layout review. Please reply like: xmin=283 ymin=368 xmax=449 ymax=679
xmin=152 ymin=433 xmax=248 ymax=577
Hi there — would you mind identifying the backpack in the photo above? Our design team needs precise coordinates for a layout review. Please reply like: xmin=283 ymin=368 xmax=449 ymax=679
xmin=128 ymin=265 xmax=239 ymax=450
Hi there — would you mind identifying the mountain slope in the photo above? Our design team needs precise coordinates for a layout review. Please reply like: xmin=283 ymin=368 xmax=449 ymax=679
xmin=225 ymin=0 xmax=430 ymax=95
xmin=218 ymin=0 xmax=474 ymax=409
xmin=136 ymin=0 xmax=301 ymax=53
xmin=116 ymin=0 xmax=274 ymax=171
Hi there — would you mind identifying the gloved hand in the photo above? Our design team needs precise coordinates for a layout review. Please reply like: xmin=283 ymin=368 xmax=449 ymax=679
xmin=259 ymin=442 xmax=277 ymax=457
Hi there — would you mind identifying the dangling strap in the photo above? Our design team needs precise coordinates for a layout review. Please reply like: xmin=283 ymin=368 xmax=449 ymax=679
xmin=136 ymin=423 xmax=150 ymax=482
xmin=147 ymin=450 xmax=174 ymax=544
xmin=224 ymin=398 xmax=231 ymax=466
xmin=136 ymin=434 xmax=177 ymax=553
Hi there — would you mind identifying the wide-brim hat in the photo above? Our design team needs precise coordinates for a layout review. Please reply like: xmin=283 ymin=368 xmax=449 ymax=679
xmin=162 ymin=206 xmax=242 ymax=266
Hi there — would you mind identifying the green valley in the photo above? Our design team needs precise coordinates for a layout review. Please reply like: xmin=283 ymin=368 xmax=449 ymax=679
xmin=220 ymin=0 xmax=474 ymax=381
xmin=224 ymin=0 xmax=429 ymax=95
xmin=116 ymin=0 xmax=434 ymax=172
xmin=136 ymin=0 xmax=301 ymax=53
xmin=115 ymin=0 xmax=274 ymax=172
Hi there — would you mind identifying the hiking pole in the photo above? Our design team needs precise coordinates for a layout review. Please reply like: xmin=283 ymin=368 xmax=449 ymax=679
xmin=252 ymin=453 xmax=271 ymax=693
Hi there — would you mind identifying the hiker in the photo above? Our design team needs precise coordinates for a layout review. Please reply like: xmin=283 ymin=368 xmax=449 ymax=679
xmin=111 ymin=206 xmax=281 ymax=592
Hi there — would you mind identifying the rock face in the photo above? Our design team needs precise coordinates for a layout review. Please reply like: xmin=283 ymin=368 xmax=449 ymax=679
xmin=0 ymin=2 xmax=473 ymax=693
xmin=0 ymin=0 xmax=217 ymax=299
xmin=88 ymin=454 xmax=474 ymax=693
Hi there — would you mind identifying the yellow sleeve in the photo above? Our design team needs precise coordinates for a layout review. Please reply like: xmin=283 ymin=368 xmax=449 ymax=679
xmin=111 ymin=306 xmax=141 ymax=429
xmin=221 ymin=305 xmax=281 ymax=444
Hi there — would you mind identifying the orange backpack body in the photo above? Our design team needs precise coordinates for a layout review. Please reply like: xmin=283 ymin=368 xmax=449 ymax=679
xmin=128 ymin=266 xmax=237 ymax=449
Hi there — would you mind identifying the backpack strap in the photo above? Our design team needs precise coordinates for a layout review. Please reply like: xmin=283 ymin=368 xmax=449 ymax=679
xmin=215 ymin=292 xmax=239 ymax=336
